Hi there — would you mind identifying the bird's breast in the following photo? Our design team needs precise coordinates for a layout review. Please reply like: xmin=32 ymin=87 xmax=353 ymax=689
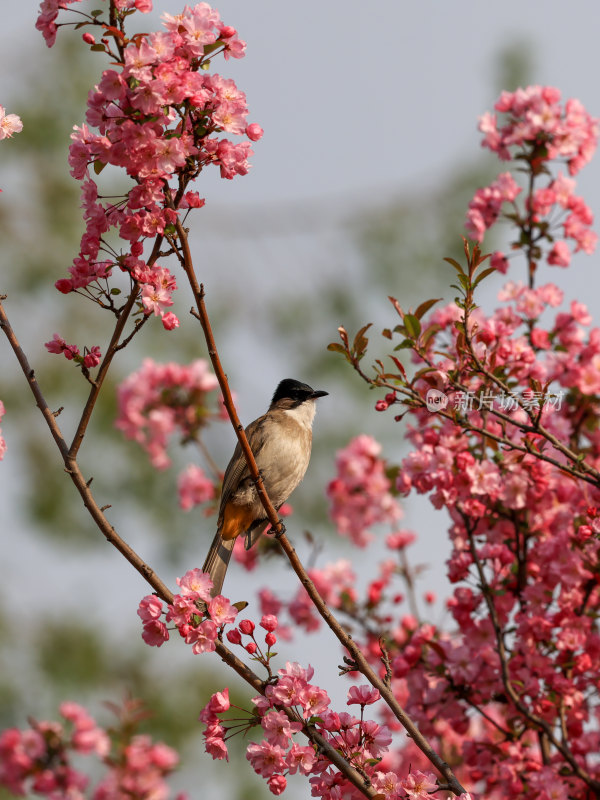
xmin=259 ymin=424 xmax=312 ymax=505
xmin=232 ymin=417 xmax=312 ymax=510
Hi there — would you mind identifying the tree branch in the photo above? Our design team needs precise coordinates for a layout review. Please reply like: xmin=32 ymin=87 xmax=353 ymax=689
xmin=171 ymin=222 xmax=467 ymax=795
xmin=69 ymin=233 xmax=163 ymax=459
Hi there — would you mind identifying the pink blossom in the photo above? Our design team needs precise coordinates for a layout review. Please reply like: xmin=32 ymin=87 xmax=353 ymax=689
xmin=286 ymin=743 xmax=316 ymax=775
xmin=0 ymin=106 xmax=23 ymax=139
xmin=137 ymin=594 xmax=164 ymax=622
xmin=83 ymin=345 xmax=101 ymax=368
xmin=327 ymin=435 xmax=402 ymax=547
xmin=185 ymin=619 xmax=218 ymax=654
xmin=260 ymin=614 xmax=278 ymax=632
xmin=142 ymin=619 xmax=170 ymax=647
xmin=208 ymin=595 xmax=238 ymax=625
xmin=298 ymin=684 xmax=330 ymax=719
xmin=261 ymin=711 xmax=302 ymax=748
xmin=176 ymin=568 xmax=213 ymax=602
xmin=246 ymin=741 xmax=287 ymax=777
xmin=246 ymin=123 xmax=264 ymax=141
xmin=401 ymin=770 xmax=438 ymax=799
xmin=177 ymin=464 xmax=216 ymax=510
xmin=548 ymin=240 xmax=571 ymax=267
xmin=267 ymin=774 xmax=287 ymax=796
xmin=116 ymin=358 xmax=220 ymax=469
xmin=347 ymin=685 xmax=380 ymax=706
xmin=239 ymin=618 xmax=255 ymax=635
xmin=166 ymin=593 xmax=198 ymax=628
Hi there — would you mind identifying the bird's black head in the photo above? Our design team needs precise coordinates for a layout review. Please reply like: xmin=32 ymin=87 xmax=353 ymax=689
xmin=271 ymin=378 xmax=328 ymax=407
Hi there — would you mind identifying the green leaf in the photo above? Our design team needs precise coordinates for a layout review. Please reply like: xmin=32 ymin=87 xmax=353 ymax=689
xmin=443 ymin=256 xmax=465 ymax=274
xmin=93 ymin=159 xmax=106 ymax=175
xmin=403 ymin=314 xmax=421 ymax=339
xmin=382 ymin=328 xmax=392 ymax=339
xmin=327 ymin=342 xmax=347 ymax=355
xmin=394 ymin=339 xmax=413 ymax=350
xmin=414 ymin=297 xmax=442 ymax=320
xmin=233 ymin=601 xmax=248 ymax=612
xmin=90 ymin=43 xmax=106 ymax=52
xmin=421 ymin=323 xmax=441 ymax=348
xmin=473 ymin=265 xmax=497 ymax=289
xmin=456 ymin=273 xmax=469 ymax=290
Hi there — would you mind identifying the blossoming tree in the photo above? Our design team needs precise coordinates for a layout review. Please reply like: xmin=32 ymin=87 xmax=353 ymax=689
xmin=1 ymin=2 xmax=600 ymax=799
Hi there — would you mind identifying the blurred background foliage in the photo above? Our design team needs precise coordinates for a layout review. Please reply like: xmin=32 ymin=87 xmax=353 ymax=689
xmin=0 ymin=19 xmax=531 ymax=799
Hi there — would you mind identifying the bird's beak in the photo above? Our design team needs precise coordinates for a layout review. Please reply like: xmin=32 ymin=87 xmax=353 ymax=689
xmin=310 ymin=390 xmax=329 ymax=399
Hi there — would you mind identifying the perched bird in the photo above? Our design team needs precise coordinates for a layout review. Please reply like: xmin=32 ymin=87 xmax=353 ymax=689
xmin=202 ymin=378 xmax=328 ymax=597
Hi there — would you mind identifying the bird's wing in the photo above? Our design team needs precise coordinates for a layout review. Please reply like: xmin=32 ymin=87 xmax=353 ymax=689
xmin=218 ymin=414 xmax=267 ymax=517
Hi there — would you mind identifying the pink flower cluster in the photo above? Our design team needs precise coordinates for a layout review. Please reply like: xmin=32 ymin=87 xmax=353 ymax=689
xmin=327 ymin=434 xmax=403 ymax=546
xmin=45 ymin=332 xmax=102 ymax=368
xmin=177 ymin=463 xmax=216 ymax=511
xmin=138 ymin=567 xmax=238 ymax=653
xmin=479 ymin=85 xmax=598 ymax=174
xmin=282 ymin=559 xmax=358 ymax=633
xmin=0 ymin=701 xmax=183 ymax=799
xmin=465 ymin=172 xmax=521 ymax=242
xmin=39 ymin=2 xmax=260 ymax=332
xmin=225 ymin=613 xmax=279 ymax=656
xmin=94 ymin=734 xmax=180 ymax=800
xmin=200 ymin=664 xmax=394 ymax=798
xmin=115 ymin=358 xmax=221 ymax=469
xmin=363 ymin=277 xmax=600 ymax=795
xmin=466 ymin=86 xmax=598 ymax=271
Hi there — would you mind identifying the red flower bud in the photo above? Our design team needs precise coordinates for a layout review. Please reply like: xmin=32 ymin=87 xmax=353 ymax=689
xmin=239 ymin=619 xmax=255 ymax=635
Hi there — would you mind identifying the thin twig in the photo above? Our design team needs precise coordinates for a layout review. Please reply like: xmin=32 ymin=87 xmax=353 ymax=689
xmin=69 ymin=234 xmax=163 ymax=459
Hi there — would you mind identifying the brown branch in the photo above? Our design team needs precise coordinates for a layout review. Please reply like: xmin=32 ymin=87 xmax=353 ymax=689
xmin=0 ymin=297 xmax=172 ymax=599
xmin=171 ymin=214 xmax=284 ymax=534
xmin=69 ymin=234 xmax=163 ymax=459
xmin=275 ymin=530 xmax=466 ymax=796
xmin=170 ymin=223 xmax=467 ymax=795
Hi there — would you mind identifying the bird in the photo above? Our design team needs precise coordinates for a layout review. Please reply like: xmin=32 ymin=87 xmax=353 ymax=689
xmin=202 ymin=378 xmax=328 ymax=597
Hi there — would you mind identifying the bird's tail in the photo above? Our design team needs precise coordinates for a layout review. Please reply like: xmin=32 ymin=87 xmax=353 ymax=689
xmin=202 ymin=532 xmax=235 ymax=597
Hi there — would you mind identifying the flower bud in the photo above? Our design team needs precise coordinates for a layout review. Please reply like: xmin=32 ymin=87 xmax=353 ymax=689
xmin=239 ymin=619 xmax=255 ymax=635
xmin=226 ymin=629 xmax=242 ymax=645
xmin=245 ymin=123 xmax=263 ymax=142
